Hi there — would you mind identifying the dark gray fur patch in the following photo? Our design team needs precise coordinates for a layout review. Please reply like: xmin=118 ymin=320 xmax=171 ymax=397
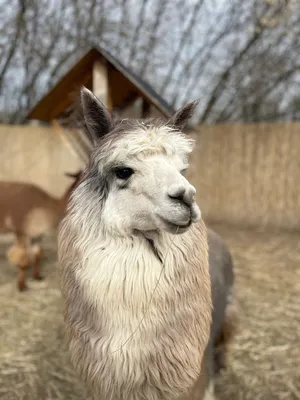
xmin=81 ymin=160 xmax=110 ymax=205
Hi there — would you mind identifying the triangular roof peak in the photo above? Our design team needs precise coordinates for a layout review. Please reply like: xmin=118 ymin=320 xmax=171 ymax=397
xmin=26 ymin=46 xmax=174 ymax=122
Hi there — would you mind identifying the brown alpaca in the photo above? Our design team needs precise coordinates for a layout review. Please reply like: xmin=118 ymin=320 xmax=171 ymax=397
xmin=58 ymin=88 xmax=237 ymax=399
xmin=0 ymin=171 xmax=82 ymax=290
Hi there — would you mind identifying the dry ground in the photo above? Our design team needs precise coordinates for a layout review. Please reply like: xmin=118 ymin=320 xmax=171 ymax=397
xmin=0 ymin=224 xmax=299 ymax=400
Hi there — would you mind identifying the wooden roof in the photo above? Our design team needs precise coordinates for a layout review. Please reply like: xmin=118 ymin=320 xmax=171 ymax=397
xmin=26 ymin=46 xmax=174 ymax=122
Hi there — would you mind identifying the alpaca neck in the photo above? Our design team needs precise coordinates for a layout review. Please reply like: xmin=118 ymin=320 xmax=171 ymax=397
xmin=75 ymin=221 xmax=212 ymax=400
xmin=80 ymin=230 xmax=173 ymax=318
xmin=80 ymin=223 xmax=211 ymax=337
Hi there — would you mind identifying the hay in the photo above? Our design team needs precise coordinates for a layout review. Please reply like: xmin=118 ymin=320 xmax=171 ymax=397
xmin=0 ymin=239 xmax=93 ymax=400
xmin=0 ymin=224 xmax=299 ymax=400
xmin=211 ymin=223 xmax=300 ymax=400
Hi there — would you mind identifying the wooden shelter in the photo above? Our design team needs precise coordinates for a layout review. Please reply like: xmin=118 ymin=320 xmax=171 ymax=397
xmin=26 ymin=47 xmax=174 ymax=162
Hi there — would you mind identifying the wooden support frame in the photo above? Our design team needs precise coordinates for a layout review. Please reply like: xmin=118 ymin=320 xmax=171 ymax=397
xmin=51 ymin=119 xmax=88 ymax=163
xmin=141 ymin=98 xmax=151 ymax=118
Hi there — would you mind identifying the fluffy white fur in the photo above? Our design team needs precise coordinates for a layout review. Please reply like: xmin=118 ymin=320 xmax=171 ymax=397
xmin=58 ymin=90 xmax=215 ymax=400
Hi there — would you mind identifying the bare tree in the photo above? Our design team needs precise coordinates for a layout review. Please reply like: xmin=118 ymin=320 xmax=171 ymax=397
xmin=1 ymin=0 xmax=300 ymax=125
xmin=138 ymin=0 xmax=168 ymax=77
xmin=0 ymin=0 xmax=26 ymax=92
xmin=159 ymin=0 xmax=205 ymax=95
xmin=128 ymin=0 xmax=149 ymax=65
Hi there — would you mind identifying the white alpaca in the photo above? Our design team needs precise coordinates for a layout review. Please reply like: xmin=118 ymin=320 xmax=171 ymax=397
xmin=58 ymin=88 xmax=237 ymax=400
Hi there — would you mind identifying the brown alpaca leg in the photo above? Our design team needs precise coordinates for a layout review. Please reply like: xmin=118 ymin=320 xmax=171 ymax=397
xmin=32 ymin=261 xmax=43 ymax=280
xmin=18 ymin=266 xmax=28 ymax=291
xmin=6 ymin=240 xmax=31 ymax=291
xmin=31 ymin=245 xmax=43 ymax=280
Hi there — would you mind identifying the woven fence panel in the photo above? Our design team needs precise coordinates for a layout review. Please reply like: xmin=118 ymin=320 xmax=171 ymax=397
xmin=187 ymin=122 xmax=300 ymax=231
xmin=0 ymin=124 xmax=84 ymax=197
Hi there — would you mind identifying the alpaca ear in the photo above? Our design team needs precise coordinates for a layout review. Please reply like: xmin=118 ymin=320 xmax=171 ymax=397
xmin=169 ymin=100 xmax=199 ymax=130
xmin=80 ymin=87 xmax=113 ymax=142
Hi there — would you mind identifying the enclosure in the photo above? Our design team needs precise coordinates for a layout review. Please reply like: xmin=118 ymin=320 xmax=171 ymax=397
xmin=0 ymin=119 xmax=299 ymax=399
xmin=1 ymin=0 xmax=300 ymax=398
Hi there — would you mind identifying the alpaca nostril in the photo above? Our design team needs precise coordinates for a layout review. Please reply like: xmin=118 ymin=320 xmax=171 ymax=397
xmin=168 ymin=186 xmax=186 ymax=202
xmin=169 ymin=192 xmax=185 ymax=202
xmin=168 ymin=184 xmax=196 ymax=207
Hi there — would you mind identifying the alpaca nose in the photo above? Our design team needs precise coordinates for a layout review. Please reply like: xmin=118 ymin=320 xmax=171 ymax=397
xmin=168 ymin=184 xmax=196 ymax=206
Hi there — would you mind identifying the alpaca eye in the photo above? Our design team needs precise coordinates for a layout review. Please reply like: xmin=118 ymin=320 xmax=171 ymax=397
xmin=115 ymin=167 xmax=134 ymax=180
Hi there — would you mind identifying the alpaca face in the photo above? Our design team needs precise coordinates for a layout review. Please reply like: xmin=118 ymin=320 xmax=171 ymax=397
xmin=78 ymin=88 xmax=201 ymax=235
xmin=97 ymin=129 xmax=200 ymax=235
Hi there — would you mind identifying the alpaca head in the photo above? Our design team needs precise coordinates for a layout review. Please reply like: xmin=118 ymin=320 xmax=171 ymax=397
xmin=78 ymin=87 xmax=201 ymax=236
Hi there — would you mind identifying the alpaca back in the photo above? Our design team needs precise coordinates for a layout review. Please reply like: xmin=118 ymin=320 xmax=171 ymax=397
xmin=0 ymin=181 xmax=60 ymax=236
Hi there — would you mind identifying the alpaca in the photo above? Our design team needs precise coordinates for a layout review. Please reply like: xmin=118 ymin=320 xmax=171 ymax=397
xmin=58 ymin=88 xmax=237 ymax=400
xmin=0 ymin=171 xmax=82 ymax=290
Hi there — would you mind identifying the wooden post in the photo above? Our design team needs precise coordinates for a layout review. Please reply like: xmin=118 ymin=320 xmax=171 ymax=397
xmin=93 ymin=60 xmax=108 ymax=106
xmin=142 ymin=98 xmax=151 ymax=118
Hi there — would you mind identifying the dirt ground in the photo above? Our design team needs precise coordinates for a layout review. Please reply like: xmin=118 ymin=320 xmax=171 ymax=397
xmin=0 ymin=223 xmax=299 ymax=400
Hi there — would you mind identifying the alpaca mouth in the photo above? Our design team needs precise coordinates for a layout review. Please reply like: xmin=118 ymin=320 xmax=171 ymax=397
xmin=160 ymin=217 xmax=192 ymax=233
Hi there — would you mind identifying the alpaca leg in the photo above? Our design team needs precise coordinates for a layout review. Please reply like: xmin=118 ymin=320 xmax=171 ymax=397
xmin=213 ymin=297 xmax=239 ymax=374
xmin=213 ymin=335 xmax=226 ymax=374
xmin=32 ymin=259 xmax=43 ymax=280
xmin=31 ymin=245 xmax=43 ymax=280
xmin=6 ymin=241 xmax=31 ymax=291
xmin=18 ymin=266 xmax=28 ymax=291
xmin=203 ymin=341 xmax=218 ymax=400
xmin=203 ymin=381 xmax=216 ymax=400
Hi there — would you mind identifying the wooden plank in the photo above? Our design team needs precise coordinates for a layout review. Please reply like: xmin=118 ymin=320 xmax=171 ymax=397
xmin=93 ymin=60 xmax=108 ymax=103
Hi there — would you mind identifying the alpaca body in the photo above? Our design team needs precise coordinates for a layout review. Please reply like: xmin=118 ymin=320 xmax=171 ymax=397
xmin=0 ymin=179 xmax=75 ymax=238
xmin=58 ymin=88 xmax=236 ymax=399
xmin=0 ymin=173 xmax=81 ymax=290
xmin=0 ymin=181 xmax=63 ymax=238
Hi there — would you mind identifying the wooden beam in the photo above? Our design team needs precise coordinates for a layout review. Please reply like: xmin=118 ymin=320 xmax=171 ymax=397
xmin=141 ymin=98 xmax=151 ymax=118
xmin=93 ymin=59 xmax=108 ymax=104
